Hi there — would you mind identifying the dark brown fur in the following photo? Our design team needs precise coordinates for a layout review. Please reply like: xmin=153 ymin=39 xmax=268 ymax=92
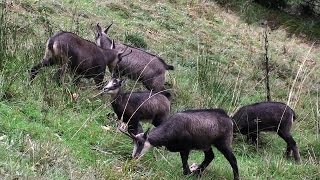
xmin=103 ymin=78 xmax=171 ymax=134
xmin=96 ymin=24 xmax=174 ymax=91
xmin=232 ymin=101 xmax=301 ymax=163
xmin=130 ymin=109 xmax=239 ymax=180
xmin=30 ymin=31 xmax=125 ymax=87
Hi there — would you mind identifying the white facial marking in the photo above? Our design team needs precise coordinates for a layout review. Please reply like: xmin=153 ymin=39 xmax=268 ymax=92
xmin=105 ymin=89 xmax=117 ymax=94
xmin=132 ymin=142 xmax=138 ymax=158
xmin=138 ymin=140 xmax=152 ymax=158
xmin=104 ymin=79 xmax=115 ymax=89
xmin=190 ymin=163 xmax=199 ymax=172
xmin=97 ymin=38 xmax=101 ymax=47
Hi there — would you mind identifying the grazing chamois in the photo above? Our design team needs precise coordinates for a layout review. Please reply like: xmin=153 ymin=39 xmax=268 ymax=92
xmin=232 ymin=101 xmax=301 ymax=163
xmin=122 ymin=109 xmax=239 ymax=180
xmin=30 ymin=31 xmax=129 ymax=88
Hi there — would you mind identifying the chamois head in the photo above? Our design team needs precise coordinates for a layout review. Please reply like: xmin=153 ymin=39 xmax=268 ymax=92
xmin=120 ymin=128 xmax=152 ymax=159
xmin=96 ymin=23 xmax=113 ymax=49
xmin=102 ymin=78 xmax=124 ymax=94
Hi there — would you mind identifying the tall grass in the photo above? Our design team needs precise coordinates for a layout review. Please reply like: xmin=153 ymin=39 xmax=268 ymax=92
xmin=197 ymin=53 xmax=236 ymax=110
xmin=0 ymin=0 xmax=12 ymax=100
xmin=0 ymin=1 xmax=8 ymax=69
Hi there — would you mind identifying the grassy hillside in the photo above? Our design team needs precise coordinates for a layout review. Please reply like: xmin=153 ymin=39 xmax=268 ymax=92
xmin=0 ymin=0 xmax=319 ymax=179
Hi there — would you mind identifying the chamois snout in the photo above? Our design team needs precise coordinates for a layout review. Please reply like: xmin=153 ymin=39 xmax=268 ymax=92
xmin=131 ymin=131 xmax=152 ymax=159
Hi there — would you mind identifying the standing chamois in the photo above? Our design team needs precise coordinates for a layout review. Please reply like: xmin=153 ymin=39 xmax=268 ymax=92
xmin=122 ymin=109 xmax=239 ymax=180
xmin=30 ymin=31 xmax=129 ymax=88
xmin=95 ymin=23 xmax=174 ymax=92
xmin=232 ymin=101 xmax=301 ymax=163
xmin=102 ymin=78 xmax=171 ymax=134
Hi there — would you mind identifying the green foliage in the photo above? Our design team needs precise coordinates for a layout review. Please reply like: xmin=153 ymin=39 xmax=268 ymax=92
xmin=0 ymin=1 xmax=8 ymax=70
xmin=197 ymin=54 xmax=234 ymax=108
xmin=215 ymin=0 xmax=320 ymax=40
xmin=107 ymin=3 xmax=131 ymax=19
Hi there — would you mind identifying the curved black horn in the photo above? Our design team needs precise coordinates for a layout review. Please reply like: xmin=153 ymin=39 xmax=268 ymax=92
xmin=118 ymin=45 xmax=132 ymax=58
xmin=96 ymin=23 xmax=102 ymax=34
xmin=143 ymin=128 xmax=150 ymax=139
xmin=104 ymin=22 xmax=113 ymax=34
xmin=120 ymin=49 xmax=132 ymax=58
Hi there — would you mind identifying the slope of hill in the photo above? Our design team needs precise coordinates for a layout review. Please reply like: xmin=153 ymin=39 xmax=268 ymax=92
xmin=0 ymin=0 xmax=319 ymax=179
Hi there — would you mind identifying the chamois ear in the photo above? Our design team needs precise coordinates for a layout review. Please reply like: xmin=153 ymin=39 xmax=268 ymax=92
xmin=104 ymin=22 xmax=113 ymax=34
xmin=143 ymin=128 xmax=150 ymax=139
xmin=128 ymin=131 xmax=139 ymax=141
xmin=96 ymin=23 xmax=102 ymax=36
xmin=119 ymin=127 xmax=138 ymax=140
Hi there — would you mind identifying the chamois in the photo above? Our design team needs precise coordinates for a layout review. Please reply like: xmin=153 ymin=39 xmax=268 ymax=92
xmin=95 ymin=23 xmax=174 ymax=92
xmin=122 ymin=109 xmax=239 ymax=180
xmin=102 ymin=78 xmax=171 ymax=134
xmin=30 ymin=31 xmax=129 ymax=88
xmin=232 ymin=101 xmax=301 ymax=163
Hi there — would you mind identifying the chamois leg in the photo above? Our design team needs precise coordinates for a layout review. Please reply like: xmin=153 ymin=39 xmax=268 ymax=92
xmin=278 ymin=130 xmax=301 ymax=163
xmin=180 ymin=150 xmax=191 ymax=175
xmin=53 ymin=63 xmax=68 ymax=86
xmin=192 ymin=148 xmax=215 ymax=174
xmin=72 ymin=75 xmax=82 ymax=86
xmin=144 ymin=75 xmax=165 ymax=92
xmin=60 ymin=63 xmax=68 ymax=86
xmin=249 ymin=131 xmax=259 ymax=145
xmin=144 ymin=76 xmax=172 ymax=98
xmin=215 ymin=142 xmax=239 ymax=180
xmin=30 ymin=58 xmax=54 ymax=81
xmin=137 ymin=123 xmax=143 ymax=134
xmin=94 ymin=73 xmax=105 ymax=89
xmin=54 ymin=69 xmax=63 ymax=85
xmin=152 ymin=113 xmax=167 ymax=127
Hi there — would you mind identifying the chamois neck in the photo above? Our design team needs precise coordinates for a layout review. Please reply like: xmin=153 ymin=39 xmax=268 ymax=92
xmin=148 ymin=128 xmax=166 ymax=147
xmin=102 ymin=48 xmax=117 ymax=57
xmin=109 ymin=88 xmax=122 ymax=101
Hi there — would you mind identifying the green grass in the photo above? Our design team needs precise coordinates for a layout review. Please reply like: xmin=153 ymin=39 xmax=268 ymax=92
xmin=0 ymin=0 xmax=319 ymax=179
xmin=215 ymin=0 xmax=320 ymax=41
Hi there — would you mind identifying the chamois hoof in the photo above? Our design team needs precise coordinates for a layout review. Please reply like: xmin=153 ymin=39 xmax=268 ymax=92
xmin=117 ymin=122 xmax=128 ymax=132
xmin=183 ymin=169 xmax=192 ymax=175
